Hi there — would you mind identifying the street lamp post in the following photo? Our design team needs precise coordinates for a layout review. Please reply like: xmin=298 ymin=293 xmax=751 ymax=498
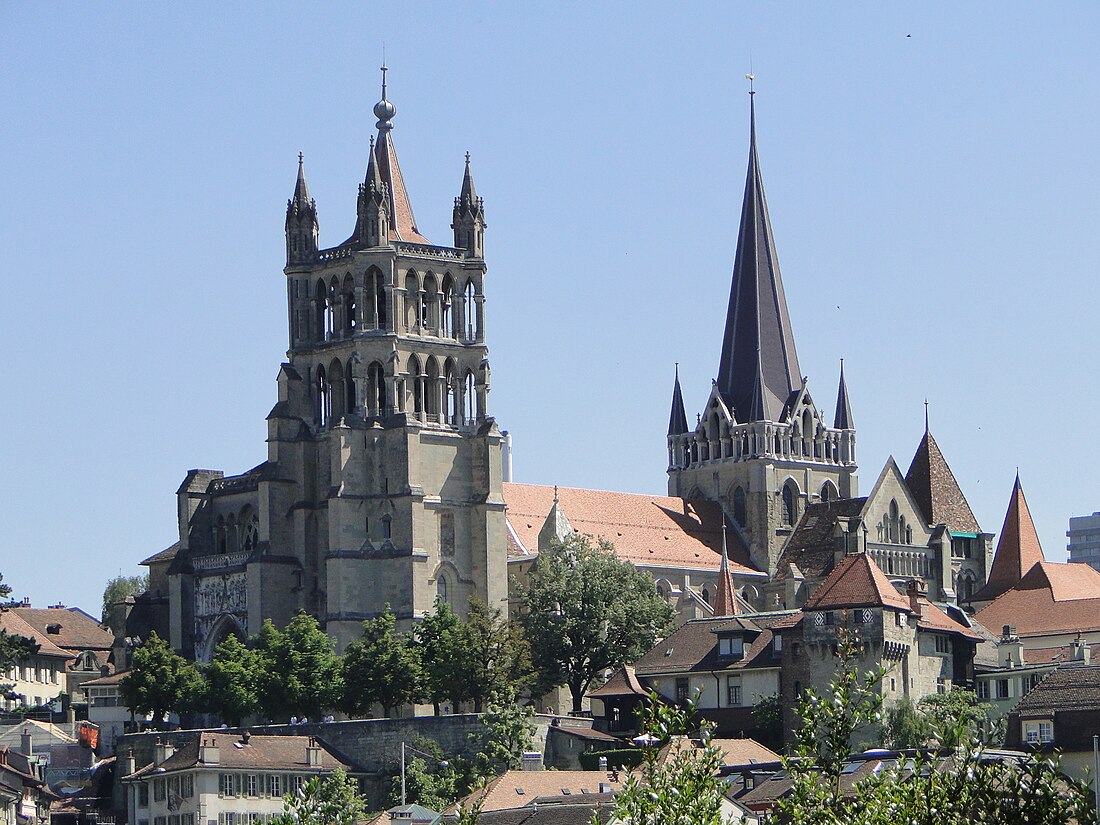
xmin=399 ymin=741 xmax=449 ymax=806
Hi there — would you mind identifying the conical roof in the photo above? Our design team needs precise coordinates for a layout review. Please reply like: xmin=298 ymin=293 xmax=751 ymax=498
xmin=975 ymin=474 xmax=1045 ymax=602
xmin=904 ymin=428 xmax=980 ymax=533
xmin=668 ymin=366 xmax=689 ymax=436
xmin=715 ymin=92 xmax=801 ymax=423
xmin=292 ymin=152 xmax=311 ymax=206
xmin=712 ymin=522 xmax=739 ymax=616
xmin=833 ymin=361 xmax=855 ymax=430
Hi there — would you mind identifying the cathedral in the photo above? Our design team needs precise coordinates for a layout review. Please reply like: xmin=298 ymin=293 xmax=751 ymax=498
xmin=131 ymin=73 xmax=994 ymax=661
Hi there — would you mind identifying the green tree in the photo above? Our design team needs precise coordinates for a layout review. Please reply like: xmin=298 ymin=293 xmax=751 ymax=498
xmin=341 ymin=609 xmax=421 ymax=717
xmin=519 ymin=534 xmax=674 ymax=712
xmin=120 ymin=631 xmax=204 ymax=728
xmin=388 ymin=737 xmax=473 ymax=812
xmin=461 ymin=599 xmax=532 ymax=711
xmin=101 ymin=573 xmax=150 ymax=634
xmin=270 ymin=768 xmax=364 ymax=825
xmin=750 ymin=692 xmax=784 ymax=750
xmin=201 ymin=634 xmax=260 ymax=726
xmin=605 ymin=694 xmax=726 ymax=825
xmin=471 ymin=697 xmax=537 ymax=778
xmin=883 ymin=696 xmax=930 ymax=749
xmin=917 ymin=687 xmax=996 ymax=747
xmin=776 ymin=631 xmax=1092 ymax=825
xmin=0 ymin=573 xmax=39 ymax=703
xmin=254 ymin=614 xmax=342 ymax=721
xmin=414 ymin=598 xmax=467 ymax=713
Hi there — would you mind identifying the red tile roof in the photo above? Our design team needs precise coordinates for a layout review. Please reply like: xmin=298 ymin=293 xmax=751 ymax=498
xmin=0 ymin=610 xmax=74 ymax=659
xmin=975 ymin=561 xmax=1100 ymax=638
xmin=11 ymin=607 xmax=114 ymax=653
xmin=502 ymin=483 xmax=759 ymax=575
xmin=803 ymin=553 xmax=910 ymax=612
xmin=914 ymin=598 xmax=983 ymax=641
xmin=974 ymin=475 xmax=1045 ymax=602
xmin=451 ymin=770 xmax=623 ymax=813
xmin=127 ymin=732 xmax=353 ymax=778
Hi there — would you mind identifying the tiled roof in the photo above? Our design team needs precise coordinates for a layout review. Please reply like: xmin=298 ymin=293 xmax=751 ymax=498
xmin=904 ymin=430 xmax=981 ymax=533
xmin=11 ymin=606 xmax=114 ymax=652
xmin=775 ymin=498 xmax=867 ymax=580
xmin=974 ymin=475 xmax=1045 ymax=602
xmin=0 ymin=610 xmax=74 ymax=659
xmin=914 ymin=599 xmax=983 ymax=641
xmin=587 ymin=665 xmax=650 ymax=699
xmin=1023 ymin=642 xmax=1100 ymax=666
xmin=141 ymin=542 xmax=180 ymax=566
xmin=450 ymin=770 xmax=623 ymax=814
xmin=1011 ymin=665 xmax=1100 ymax=715
xmin=691 ymin=737 xmax=780 ymax=767
xmin=802 ymin=553 xmax=910 ymax=612
xmin=127 ymin=733 xmax=353 ymax=778
xmin=447 ymin=804 xmax=612 ymax=825
xmin=502 ymin=483 xmax=759 ymax=575
xmin=975 ymin=561 xmax=1100 ymax=638
xmin=629 ymin=614 xmax=790 ymax=678
xmin=82 ymin=669 xmax=128 ymax=687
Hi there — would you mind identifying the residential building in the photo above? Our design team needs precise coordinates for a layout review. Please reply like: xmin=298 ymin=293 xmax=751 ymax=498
xmin=445 ymin=770 xmax=621 ymax=816
xmin=0 ymin=610 xmax=72 ymax=711
xmin=79 ymin=670 xmax=133 ymax=756
xmin=7 ymin=603 xmax=116 ymax=708
xmin=1004 ymin=663 xmax=1100 ymax=782
xmin=121 ymin=732 xmax=355 ymax=825
xmin=1067 ymin=511 xmax=1100 ymax=572
xmin=0 ymin=733 xmax=55 ymax=825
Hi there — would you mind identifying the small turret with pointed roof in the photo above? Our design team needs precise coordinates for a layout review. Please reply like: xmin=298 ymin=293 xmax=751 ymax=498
xmin=716 ymin=84 xmax=801 ymax=423
xmin=904 ymin=407 xmax=980 ymax=533
xmin=358 ymin=136 xmax=391 ymax=248
xmin=668 ymin=364 xmax=688 ymax=437
xmin=285 ymin=153 xmax=318 ymax=265
xmin=452 ymin=151 xmax=486 ymax=257
xmin=713 ymin=521 xmax=739 ymax=616
xmin=834 ymin=360 xmax=854 ymax=430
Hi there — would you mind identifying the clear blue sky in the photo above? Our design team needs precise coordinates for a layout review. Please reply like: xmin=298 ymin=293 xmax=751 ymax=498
xmin=1 ymin=3 xmax=1097 ymax=611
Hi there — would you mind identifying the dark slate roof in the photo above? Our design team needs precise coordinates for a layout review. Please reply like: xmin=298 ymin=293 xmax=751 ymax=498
xmin=1011 ymin=665 xmax=1100 ymax=715
xmin=833 ymin=363 xmax=854 ymax=430
xmin=775 ymin=498 xmax=867 ymax=579
xmin=904 ymin=429 xmax=980 ymax=533
xmin=629 ymin=613 xmax=791 ymax=677
xmin=973 ymin=474 xmax=1045 ymax=603
xmin=668 ymin=367 xmax=689 ymax=436
xmin=141 ymin=541 xmax=180 ymax=566
xmin=715 ymin=93 xmax=801 ymax=424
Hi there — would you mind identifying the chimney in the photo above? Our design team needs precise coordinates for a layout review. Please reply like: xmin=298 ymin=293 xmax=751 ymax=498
xmin=199 ymin=737 xmax=220 ymax=765
xmin=521 ymin=752 xmax=543 ymax=771
xmin=598 ymin=755 xmax=608 ymax=771
xmin=20 ymin=729 xmax=32 ymax=757
xmin=122 ymin=747 xmax=136 ymax=778
xmin=306 ymin=737 xmax=322 ymax=768
xmin=905 ymin=579 xmax=925 ymax=619
xmin=1072 ymin=636 xmax=1091 ymax=665
xmin=999 ymin=625 xmax=1023 ymax=668
xmin=153 ymin=738 xmax=174 ymax=766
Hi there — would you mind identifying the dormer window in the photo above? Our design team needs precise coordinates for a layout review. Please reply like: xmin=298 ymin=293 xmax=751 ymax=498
xmin=718 ymin=635 xmax=744 ymax=659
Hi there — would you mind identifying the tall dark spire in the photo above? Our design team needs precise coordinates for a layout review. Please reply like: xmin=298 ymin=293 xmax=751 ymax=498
xmin=834 ymin=360 xmax=855 ymax=430
xmin=285 ymin=152 xmax=318 ymax=265
xmin=452 ymin=152 xmax=486 ymax=255
xmin=460 ymin=151 xmax=478 ymax=202
xmin=292 ymin=152 xmax=311 ymax=206
xmin=668 ymin=364 xmax=688 ymax=436
xmin=713 ymin=520 xmax=739 ymax=617
xmin=715 ymin=88 xmax=801 ymax=423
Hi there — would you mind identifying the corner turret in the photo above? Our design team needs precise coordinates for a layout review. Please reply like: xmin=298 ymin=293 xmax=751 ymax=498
xmin=358 ymin=136 xmax=391 ymax=248
xmin=285 ymin=153 xmax=318 ymax=266
xmin=452 ymin=152 xmax=486 ymax=257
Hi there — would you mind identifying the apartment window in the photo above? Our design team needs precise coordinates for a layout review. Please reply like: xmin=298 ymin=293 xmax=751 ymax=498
xmin=181 ymin=775 xmax=193 ymax=799
xmin=181 ymin=815 xmax=195 ymax=825
xmin=267 ymin=774 xmax=282 ymax=798
xmin=293 ymin=776 xmax=305 ymax=794
xmin=895 ymin=612 xmax=908 ymax=627
xmin=221 ymin=773 xmax=240 ymax=797
xmin=718 ymin=636 xmax=744 ymax=658
xmin=169 ymin=815 xmax=180 ymax=825
xmin=675 ymin=678 xmax=690 ymax=704
xmin=154 ymin=779 xmax=166 ymax=802
xmin=1039 ymin=721 xmax=1053 ymax=743
xmin=977 ymin=681 xmax=990 ymax=700
xmin=934 ymin=636 xmax=951 ymax=655
xmin=246 ymin=775 xmax=258 ymax=797
xmin=996 ymin=679 xmax=1010 ymax=700
xmin=936 ymin=677 xmax=948 ymax=694
xmin=823 ymin=611 xmax=835 ymax=626
xmin=169 ymin=777 xmax=180 ymax=798
xmin=155 ymin=817 xmax=166 ymax=825
xmin=138 ymin=785 xmax=149 ymax=807
xmin=772 ymin=634 xmax=782 ymax=653
xmin=727 ymin=677 xmax=742 ymax=706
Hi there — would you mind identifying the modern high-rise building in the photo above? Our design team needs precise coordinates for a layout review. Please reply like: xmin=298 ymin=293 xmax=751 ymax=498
xmin=1068 ymin=512 xmax=1100 ymax=572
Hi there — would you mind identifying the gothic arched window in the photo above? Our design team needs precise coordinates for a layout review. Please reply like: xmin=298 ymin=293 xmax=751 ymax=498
xmin=733 ymin=487 xmax=747 ymax=528
xmin=782 ymin=482 xmax=797 ymax=527
xmin=464 ymin=279 xmax=476 ymax=340
xmin=316 ymin=365 xmax=330 ymax=426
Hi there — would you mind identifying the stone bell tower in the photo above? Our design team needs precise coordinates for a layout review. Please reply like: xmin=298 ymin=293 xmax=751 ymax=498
xmin=666 ymin=87 xmax=858 ymax=579
xmin=165 ymin=67 xmax=508 ymax=658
